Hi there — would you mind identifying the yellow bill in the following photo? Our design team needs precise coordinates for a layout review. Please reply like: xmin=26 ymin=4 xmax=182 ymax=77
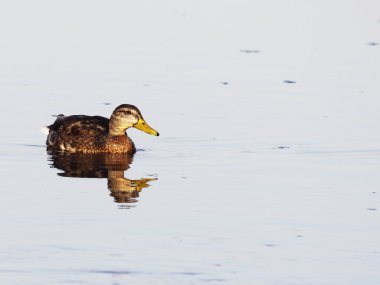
xmin=134 ymin=118 xmax=159 ymax=136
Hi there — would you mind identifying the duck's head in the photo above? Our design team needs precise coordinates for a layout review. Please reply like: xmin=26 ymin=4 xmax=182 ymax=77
xmin=109 ymin=104 xmax=159 ymax=136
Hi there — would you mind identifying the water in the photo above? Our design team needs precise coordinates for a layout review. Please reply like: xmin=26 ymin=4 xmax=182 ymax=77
xmin=1 ymin=1 xmax=380 ymax=284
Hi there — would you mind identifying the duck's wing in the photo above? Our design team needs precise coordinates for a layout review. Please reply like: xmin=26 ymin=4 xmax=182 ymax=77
xmin=49 ymin=115 xmax=109 ymax=134
xmin=47 ymin=115 xmax=109 ymax=148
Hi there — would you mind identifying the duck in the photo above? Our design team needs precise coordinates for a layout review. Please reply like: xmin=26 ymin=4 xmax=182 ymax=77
xmin=46 ymin=104 xmax=159 ymax=154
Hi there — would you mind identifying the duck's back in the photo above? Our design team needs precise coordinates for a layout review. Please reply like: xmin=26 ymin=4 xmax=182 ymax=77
xmin=47 ymin=115 xmax=110 ymax=152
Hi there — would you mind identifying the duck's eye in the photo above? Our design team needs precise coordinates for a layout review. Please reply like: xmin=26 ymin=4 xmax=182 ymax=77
xmin=121 ymin=110 xmax=132 ymax=115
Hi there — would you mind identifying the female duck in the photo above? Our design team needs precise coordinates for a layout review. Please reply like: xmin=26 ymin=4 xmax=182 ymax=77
xmin=46 ymin=104 xmax=159 ymax=154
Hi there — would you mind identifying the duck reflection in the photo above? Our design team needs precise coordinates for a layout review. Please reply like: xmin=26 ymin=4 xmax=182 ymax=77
xmin=47 ymin=151 xmax=156 ymax=206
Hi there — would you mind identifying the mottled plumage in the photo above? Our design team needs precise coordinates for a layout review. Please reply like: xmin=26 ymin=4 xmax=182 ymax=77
xmin=46 ymin=104 xmax=159 ymax=153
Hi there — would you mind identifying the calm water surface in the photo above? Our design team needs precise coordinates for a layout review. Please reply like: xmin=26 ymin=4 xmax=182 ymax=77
xmin=0 ymin=112 xmax=379 ymax=284
xmin=1 ymin=1 xmax=380 ymax=284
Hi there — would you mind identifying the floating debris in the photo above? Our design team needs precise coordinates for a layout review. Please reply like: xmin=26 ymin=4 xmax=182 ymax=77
xmin=367 ymin=208 xmax=377 ymax=211
xmin=102 ymin=102 xmax=111 ymax=105
xmin=284 ymin=80 xmax=296 ymax=84
xmin=221 ymin=81 xmax=229 ymax=85
xmin=367 ymin=42 xmax=379 ymax=46
xmin=239 ymin=49 xmax=260 ymax=53
xmin=201 ymin=278 xmax=225 ymax=282
xmin=273 ymin=146 xmax=290 ymax=149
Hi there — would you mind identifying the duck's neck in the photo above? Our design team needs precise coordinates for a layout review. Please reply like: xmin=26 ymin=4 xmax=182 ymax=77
xmin=109 ymin=117 xmax=130 ymax=136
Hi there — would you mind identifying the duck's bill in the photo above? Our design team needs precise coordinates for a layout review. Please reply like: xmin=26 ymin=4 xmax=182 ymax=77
xmin=134 ymin=118 xmax=159 ymax=136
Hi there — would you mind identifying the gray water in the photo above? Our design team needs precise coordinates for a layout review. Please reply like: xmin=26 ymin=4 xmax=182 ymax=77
xmin=1 ymin=1 xmax=380 ymax=284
